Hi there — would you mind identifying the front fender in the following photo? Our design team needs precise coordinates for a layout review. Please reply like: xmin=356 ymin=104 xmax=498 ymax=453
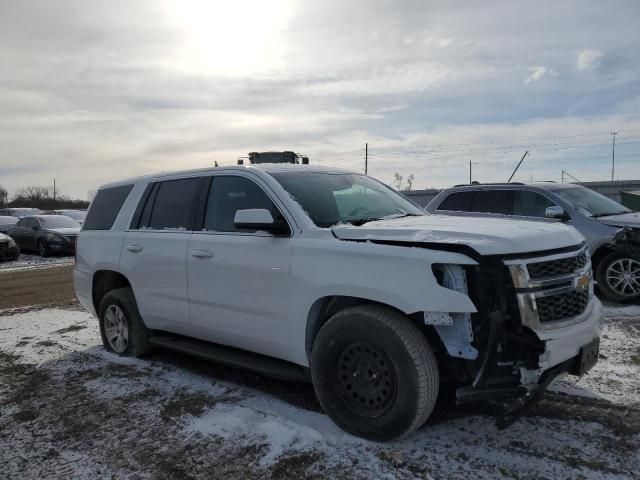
xmin=287 ymin=238 xmax=478 ymax=366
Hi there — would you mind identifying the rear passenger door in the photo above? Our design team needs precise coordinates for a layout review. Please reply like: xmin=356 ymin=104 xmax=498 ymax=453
xmin=186 ymin=174 xmax=294 ymax=360
xmin=120 ymin=177 xmax=202 ymax=333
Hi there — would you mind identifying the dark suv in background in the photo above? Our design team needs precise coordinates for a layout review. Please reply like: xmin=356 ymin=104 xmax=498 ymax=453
xmin=426 ymin=182 xmax=640 ymax=302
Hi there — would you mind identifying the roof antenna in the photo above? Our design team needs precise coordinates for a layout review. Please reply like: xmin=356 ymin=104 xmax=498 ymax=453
xmin=507 ymin=151 xmax=529 ymax=183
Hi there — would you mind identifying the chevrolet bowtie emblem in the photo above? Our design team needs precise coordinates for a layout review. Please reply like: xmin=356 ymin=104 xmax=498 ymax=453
xmin=576 ymin=273 xmax=590 ymax=291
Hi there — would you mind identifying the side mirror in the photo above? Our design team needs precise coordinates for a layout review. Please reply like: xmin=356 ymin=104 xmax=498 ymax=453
xmin=32 ymin=225 xmax=40 ymax=231
xmin=545 ymin=206 xmax=569 ymax=220
xmin=234 ymin=209 xmax=289 ymax=235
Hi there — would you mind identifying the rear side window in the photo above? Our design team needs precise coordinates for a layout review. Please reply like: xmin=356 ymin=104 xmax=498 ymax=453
xmin=83 ymin=184 xmax=134 ymax=230
xmin=437 ymin=192 xmax=473 ymax=211
xmin=472 ymin=190 xmax=514 ymax=215
xmin=142 ymin=178 xmax=200 ymax=231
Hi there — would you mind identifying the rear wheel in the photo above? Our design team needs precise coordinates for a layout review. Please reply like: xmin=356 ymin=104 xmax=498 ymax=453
xmin=596 ymin=252 xmax=640 ymax=302
xmin=99 ymin=288 xmax=151 ymax=357
xmin=311 ymin=305 xmax=439 ymax=441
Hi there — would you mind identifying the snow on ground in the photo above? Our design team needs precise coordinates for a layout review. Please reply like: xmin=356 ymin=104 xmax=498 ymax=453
xmin=0 ymin=253 xmax=74 ymax=273
xmin=1 ymin=306 xmax=639 ymax=479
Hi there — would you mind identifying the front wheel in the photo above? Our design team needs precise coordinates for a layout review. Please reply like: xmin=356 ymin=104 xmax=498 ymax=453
xmin=311 ymin=305 xmax=439 ymax=441
xmin=596 ymin=252 xmax=640 ymax=302
xmin=38 ymin=239 xmax=49 ymax=258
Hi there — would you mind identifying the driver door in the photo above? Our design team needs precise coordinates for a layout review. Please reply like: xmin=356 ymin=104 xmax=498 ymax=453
xmin=187 ymin=174 xmax=294 ymax=360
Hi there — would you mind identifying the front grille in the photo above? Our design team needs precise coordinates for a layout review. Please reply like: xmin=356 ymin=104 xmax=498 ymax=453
xmin=536 ymin=290 xmax=589 ymax=322
xmin=65 ymin=236 xmax=77 ymax=243
xmin=527 ymin=251 xmax=588 ymax=279
xmin=0 ymin=241 xmax=7 ymax=251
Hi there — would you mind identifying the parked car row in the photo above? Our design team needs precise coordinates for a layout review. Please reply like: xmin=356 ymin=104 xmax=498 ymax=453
xmin=0 ymin=212 xmax=83 ymax=259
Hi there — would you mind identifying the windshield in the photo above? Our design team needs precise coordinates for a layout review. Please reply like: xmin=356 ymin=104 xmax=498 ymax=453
xmin=271 ymin=171 xmax=425 ymax=227
xmin=39 ymin=216 xmax=80 ymax=229
xmin=61 ymin=210 xmax=87 ymax=220
xmin=555 ymin=186 xmax=631 ymax=217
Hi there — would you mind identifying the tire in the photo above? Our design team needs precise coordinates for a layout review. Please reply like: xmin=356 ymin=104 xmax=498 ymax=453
xmin=98 ymin=287 xmax=152 ymax=357
xmin=38 ymin=239 xmax=49 ymax=258
xmin=311 ymin=304 xmax=439 ymax=441
xmin=595 ymin=251 xmax=640 ymax=303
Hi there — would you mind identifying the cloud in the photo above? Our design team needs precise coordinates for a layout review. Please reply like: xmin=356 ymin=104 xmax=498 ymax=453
xmin=524 ymin=66 xmax=559 ymax=85
xmin=576 ymin=49 xmax=604 ymax=71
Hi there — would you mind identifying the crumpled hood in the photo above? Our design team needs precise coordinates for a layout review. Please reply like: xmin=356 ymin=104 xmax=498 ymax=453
xmin=47 ymin=227 xmax=80 ymax=235
xmin=596 ymin=211 xmax=640 ymax=229
xmin=332 ymin=214 xmax=585 ymax=256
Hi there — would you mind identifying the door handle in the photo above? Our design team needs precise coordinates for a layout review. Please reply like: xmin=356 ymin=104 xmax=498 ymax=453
xmin=126 ymin=244 xmax=143 ymax=253
xmin=191 ymin=250 xmax=214 ymax=258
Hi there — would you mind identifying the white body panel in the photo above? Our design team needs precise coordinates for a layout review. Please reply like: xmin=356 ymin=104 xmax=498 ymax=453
xmin=187 ymin=231 xmax=293 ymax=359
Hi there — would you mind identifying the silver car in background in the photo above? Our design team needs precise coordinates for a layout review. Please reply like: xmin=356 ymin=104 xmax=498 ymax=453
xmin=426 ymin=182 xmax=640 ymax=302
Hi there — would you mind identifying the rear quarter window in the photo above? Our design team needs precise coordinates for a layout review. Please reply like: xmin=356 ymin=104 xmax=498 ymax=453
xmin=83 ymin=184 xmax=134 ymax=230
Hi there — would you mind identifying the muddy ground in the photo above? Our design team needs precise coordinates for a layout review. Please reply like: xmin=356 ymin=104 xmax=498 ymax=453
xmin=1 ymin=262 xmax=639 ymax=479
xmin=0 ymin=264 xmax=76 ymax=310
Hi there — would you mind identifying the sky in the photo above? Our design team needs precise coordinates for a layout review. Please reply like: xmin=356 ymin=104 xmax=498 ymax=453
xmin=1 ymin=0 xmax=639 ymax=199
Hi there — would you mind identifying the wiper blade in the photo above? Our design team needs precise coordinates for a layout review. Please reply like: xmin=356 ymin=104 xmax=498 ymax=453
xmin=594 ymin=211 xmax=631 ymax=218
xmin=351 ymin=212 xmax=422 ymax=226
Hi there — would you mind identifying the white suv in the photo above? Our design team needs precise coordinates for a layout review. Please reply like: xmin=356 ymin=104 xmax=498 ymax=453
xmin=74 ymin=164 xmax=601 ymax=440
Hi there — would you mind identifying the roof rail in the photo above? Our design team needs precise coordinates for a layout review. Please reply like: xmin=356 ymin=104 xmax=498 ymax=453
xmin=452 ymin=182 xmax=525 ymax=187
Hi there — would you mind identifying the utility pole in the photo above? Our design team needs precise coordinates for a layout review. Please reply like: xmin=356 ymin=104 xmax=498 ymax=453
xmin=469 ymin=160 xmax=472 ymax=184
xmin=611 ymin=132 xmax=617 ymax=181
xmin=53 ymin=178 xmax=56 ymax=201
xmin=365 ymin=143 xmax=368 ymax=175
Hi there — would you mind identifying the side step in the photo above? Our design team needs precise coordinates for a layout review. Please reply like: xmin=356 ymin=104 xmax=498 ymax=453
xmin=148 ymin=334 xmax=310 ymax=383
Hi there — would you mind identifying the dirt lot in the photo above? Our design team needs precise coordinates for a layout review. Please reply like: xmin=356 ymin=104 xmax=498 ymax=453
xmin=1 ymin=261 xmax=639 ymax=479
xmin=0 ymin=264 xmax=75 ymax=310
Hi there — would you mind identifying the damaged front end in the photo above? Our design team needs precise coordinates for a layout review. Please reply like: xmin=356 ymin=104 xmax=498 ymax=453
xmin=429 ymin=243 xmax=602 ymax=428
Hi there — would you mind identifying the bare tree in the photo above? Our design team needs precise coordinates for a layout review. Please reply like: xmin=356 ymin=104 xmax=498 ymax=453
xmin=393 ymin=172 xmax=403 ymax=190
xmin=8 ymin=185 xmax=89 ymax=210
xmin=406 ymin=174 xmax=415 ymax=191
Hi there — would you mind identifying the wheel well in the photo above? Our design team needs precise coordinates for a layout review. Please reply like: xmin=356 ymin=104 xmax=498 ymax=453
xmin=591 ymin=245 xmax=614 ymax=272
xmin=304 ymin=296 xmax=437 ymax=360
xmin=92 ymin=270 xmax=131 ymax=314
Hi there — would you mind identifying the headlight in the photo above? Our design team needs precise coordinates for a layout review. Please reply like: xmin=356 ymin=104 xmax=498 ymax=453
xmin=628 ymin=229 xmax=640 ymax=244
xmin=46 ymin=233 xmax=63 ymax=242
xmin=7 ymin=237 xmax=16 ymax=248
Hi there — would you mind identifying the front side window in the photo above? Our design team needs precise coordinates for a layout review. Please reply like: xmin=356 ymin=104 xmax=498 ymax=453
xmin=271 ymin=172 xmax=424 ymax=227
xmin=204 ymin=176 xmax=281 ymax=232
xmin=554 ymin=186 xmax=631 ymax=218
xmin=145 ymin=178 xmax=200 ymax=230
xmin=513 ymin=191 xmax=556 ymax=217
xmin=16 ymin=218 xmax=29 ymax=227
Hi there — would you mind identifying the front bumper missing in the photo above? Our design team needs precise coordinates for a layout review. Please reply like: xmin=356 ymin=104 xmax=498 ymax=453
xmin=457 ymin=336 xmax=599 ymax=429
